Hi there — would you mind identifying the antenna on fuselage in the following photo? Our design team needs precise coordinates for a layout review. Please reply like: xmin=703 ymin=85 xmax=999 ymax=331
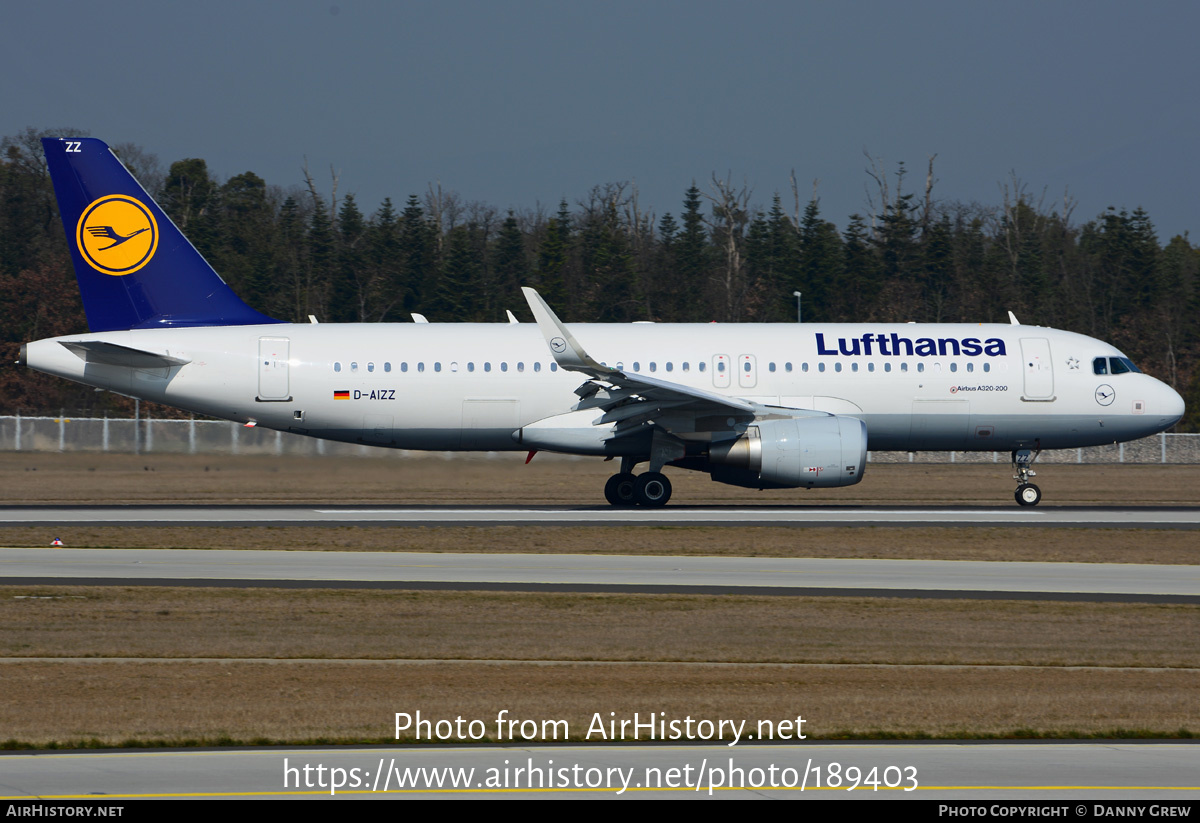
xmin=1007 ymin=311 xmax=1020 ymax=325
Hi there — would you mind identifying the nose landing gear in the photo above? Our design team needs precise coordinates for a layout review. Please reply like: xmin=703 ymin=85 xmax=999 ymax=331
xmin=1012 ymin=447 xmax=1042 ymax=507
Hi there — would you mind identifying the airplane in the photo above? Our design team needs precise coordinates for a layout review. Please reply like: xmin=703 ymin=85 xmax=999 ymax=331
xmin=20 ymin=137 xmax=1186 ymax=508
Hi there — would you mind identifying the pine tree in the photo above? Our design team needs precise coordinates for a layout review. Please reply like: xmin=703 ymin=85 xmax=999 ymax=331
xmin=330 ymin=194 xmax=365 ymax=321
xmin=433 ymin=224 xmax=483 ymax=320
xmin=535 ymin=204 xmax=570 ymax=311
xmin=675 ymin=185 xmax=709 ymax=320
xmin=398 ymin=195 xmax=435 ymax=315
xmin=492 ymin=211 xmax=526 ymax=314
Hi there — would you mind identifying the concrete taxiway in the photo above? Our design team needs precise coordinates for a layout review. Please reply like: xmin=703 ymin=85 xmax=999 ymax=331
xmin=1 ymin=504 xmax=1199 ymax=527
xmin=2 ymin=548 xmax=1198 ymax=602
xmin=1 ymin=743 xmax=1196 ymax=800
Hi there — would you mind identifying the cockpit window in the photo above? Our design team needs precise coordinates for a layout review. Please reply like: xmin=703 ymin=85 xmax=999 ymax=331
xmin=1096 ymin=356 xmax=1141 ymax=375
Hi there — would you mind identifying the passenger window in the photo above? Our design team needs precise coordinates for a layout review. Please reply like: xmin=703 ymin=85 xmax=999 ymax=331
xmin=851 ymin=362 xmax=859 ymax=372
xmin=682 ymin=362 xmax=690 ymax=372
xmin=666 ymin=362 xmax=673 ymax=372
xmin=983 ymin=363 xmax=990 ymax=373
xmin=484 ymin=362 xmax=491 ymax=372
xmin=717 ymin=361 xmax=726 ymax=373
xmin=835 ymin=362 xmax=842 ymax=373
xmin=699 ymin=362 xmax=706 ymax=373
xmin=633 ymin=362 xmax=641 ymax=372
xmin=501 ymin=362 xmax=508 ymax=372
xmin=769 ymin=362 xmax=776 ymax=373
xmin=900 ymin=363 xmax=908 ymax=373
xmin=517 ymin=362 xmax=524 ymax=372
xmin=401 ymin=362 xmax=408 ymax=373
xmin=786 ymin=362 xmax=794 ymax=373
xmin=884 ymin=363 xmax=891 ymax=373
xmin=434 ymin=362 xmax=442 ymax=372
xmin=819 ymin=363 xmax=826 ymax=373
xmin=966 ymin=363 xmax=973 ymax=373
xmin=351 ymin=361 xmax=359 ymax=373
xmin=468 ymin=362 xmax=475 ymax=372
xmin=650 ymin=362 xmax=657 ymax=372
xmin=367 ymin=362 xmax=375 ymax=373
xmin=333 ymin=362 xmax=342 ymax=373
xmin=917 ymin=363 xmax=925 ymax=373
xmin=384 ymin=362 xmax=391 ymax=373
xmin=534 ymin=362 xmax=541 ymax=372
xmin=800 ymin=363 xmax=807 ymax=373
xmin=950 ymin=363 xmax=957 ymax=373
xmin=550 ymin=363 xmax=558 ymax=372
xmin=418 ymin=362 xmax=425 ymax=372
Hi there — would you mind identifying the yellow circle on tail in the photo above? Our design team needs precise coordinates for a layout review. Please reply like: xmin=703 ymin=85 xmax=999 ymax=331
xmin=76 ymin=195 xmax=159 ymax=276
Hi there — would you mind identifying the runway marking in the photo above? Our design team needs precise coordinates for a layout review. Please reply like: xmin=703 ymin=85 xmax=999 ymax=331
xmin=313 ymin=508 xmax=1043 ymax=516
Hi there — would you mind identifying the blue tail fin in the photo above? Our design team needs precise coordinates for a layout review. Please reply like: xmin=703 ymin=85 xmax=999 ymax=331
xmin=42 ymin=137 xmax=279 ymax=332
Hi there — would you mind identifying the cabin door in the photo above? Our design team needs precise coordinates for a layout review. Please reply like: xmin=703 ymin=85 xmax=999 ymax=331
xmin=1019 ymin=338 xmax=1055 ymax=400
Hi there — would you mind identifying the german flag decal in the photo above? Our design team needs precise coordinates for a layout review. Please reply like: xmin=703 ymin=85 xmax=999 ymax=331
xmin=334 ymin=390 xmax=350 ymax=400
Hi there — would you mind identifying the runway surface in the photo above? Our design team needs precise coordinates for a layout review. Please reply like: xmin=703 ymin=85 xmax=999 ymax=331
xmin=3 ymin=548 xmax=1198 ymax=602
xmin=1 ymin=743 xmax=1196 ymax=800
xmin=2 ymin=504 xmax=1199 ymax=528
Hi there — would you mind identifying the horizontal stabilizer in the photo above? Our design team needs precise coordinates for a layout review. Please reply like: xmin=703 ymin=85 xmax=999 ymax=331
xmin=60 ymin=340 xmax=191 ymax=369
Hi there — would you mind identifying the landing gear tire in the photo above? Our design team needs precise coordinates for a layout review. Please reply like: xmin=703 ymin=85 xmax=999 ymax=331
xmin=1015 ymin=483 xmax=1042 ymax=507
xmin=634 ymin=472 xmax=672 ymax=508
xmin=604 ymin=473 xmax=638 ymax=507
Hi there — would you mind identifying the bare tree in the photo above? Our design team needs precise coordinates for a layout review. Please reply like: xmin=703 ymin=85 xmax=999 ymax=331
xmin=704 ymin=173 xmax=754 ymax=321
xmin=921 ymin=153 xmax=938 ymax=230
xmin=425 ymin=182 xmax=464 ymax=252
xmin=301 ymin=157 xmax=339 ymax=220
xmin=111 ymin=142 xmax=164 ymax=198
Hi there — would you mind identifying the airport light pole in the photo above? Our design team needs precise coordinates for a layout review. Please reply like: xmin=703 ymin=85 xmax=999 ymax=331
xmin=793 ymin=291 xmax=802 ymax=323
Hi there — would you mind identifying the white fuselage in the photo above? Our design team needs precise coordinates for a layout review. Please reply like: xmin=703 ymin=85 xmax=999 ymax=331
xmin=25 ymin=321 xmax=1184 ymax=454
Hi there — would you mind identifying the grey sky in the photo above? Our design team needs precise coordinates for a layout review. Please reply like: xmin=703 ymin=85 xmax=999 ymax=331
xmin=4 ymin=0 xmax=1196 ymax=239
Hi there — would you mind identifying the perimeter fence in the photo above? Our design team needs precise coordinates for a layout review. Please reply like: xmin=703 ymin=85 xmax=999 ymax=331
xmin=1 ymin=415 xmax=1197 ymax=464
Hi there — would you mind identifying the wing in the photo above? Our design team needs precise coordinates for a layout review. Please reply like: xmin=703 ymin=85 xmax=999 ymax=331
xmin=522 ymin=288 xmax=822 ymax=452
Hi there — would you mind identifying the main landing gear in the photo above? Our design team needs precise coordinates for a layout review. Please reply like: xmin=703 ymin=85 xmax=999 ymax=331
xmin=1012 ymin=447 xmax=1042 ymax=507
xmin=603 ymin=435 xmax=681 ymax=508
xmin=604 ymin=471 xmax=673 ymax=508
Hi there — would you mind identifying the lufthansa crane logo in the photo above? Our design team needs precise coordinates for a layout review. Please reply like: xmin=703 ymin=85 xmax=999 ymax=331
xmin=76 ymin=195 xmax=158 ymax=276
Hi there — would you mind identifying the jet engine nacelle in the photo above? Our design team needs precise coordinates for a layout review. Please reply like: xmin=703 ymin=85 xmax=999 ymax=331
xmin=708 ymin=415 xmax=867 ymax=489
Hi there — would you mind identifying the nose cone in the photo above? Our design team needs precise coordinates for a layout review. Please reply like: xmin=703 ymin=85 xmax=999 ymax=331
xmin=1162 ymin=383 xmax=1185 ymax=427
